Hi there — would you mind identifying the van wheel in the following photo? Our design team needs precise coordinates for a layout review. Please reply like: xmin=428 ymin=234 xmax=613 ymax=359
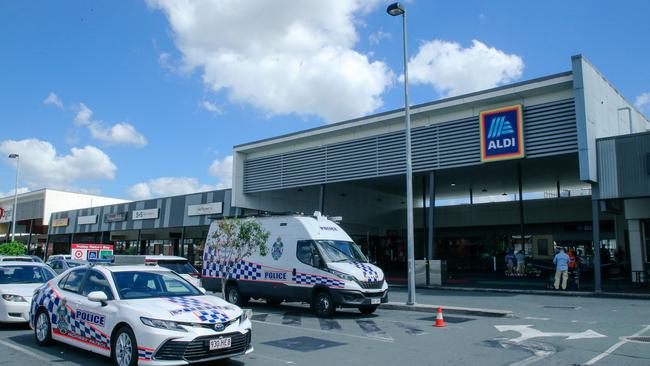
xmin=226 ymin=283 xmax=249 ymax=306
xmin=266 ymin=298 xmax=283 ymax=306
xmin=358 ymin=305 xmax=378 ymax=315
xmin=312 ymin=291 xmax=335 ymax=318
xmin=34 ymin=309 xmax=53 ymax=346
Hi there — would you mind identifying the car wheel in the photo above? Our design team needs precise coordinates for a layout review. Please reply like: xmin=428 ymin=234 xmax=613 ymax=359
xmin=112 ymin=326 xmax=138 ymax=366
xmin=226 ymin=283 xmax=249 ymax=306
xmin=266 ymin=298 xmax=283 ymax=306
xmin=34 ymin=309 xmax=53 ymax=346
xmin=312 ymin=291 xmax=335 ymax=318
xmin=358 ymin=305 xmax=378 ymax=315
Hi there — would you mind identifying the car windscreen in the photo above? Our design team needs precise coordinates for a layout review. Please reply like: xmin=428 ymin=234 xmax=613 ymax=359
xmin=155 ymin=260 xmax=197 ymax=274
xmin=0 ymin=265 xmax=55 ymax=284
xmin=315 ymin=240 xmax=369 ymax=263
xmin=112 ymin=271 xmax=201 ymax=299
xmin=65 ymin=261 xmax=83 ymax=268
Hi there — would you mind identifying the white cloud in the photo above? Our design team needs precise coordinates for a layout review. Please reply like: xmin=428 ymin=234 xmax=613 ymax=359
xmin=208 ymin=155 xmax=233 ymax=188
xmin=88 ymin=122 xmax=148 ymax=147
xmin=75 ymin=103 xmax=93 ymax=126
xmin=408 ymin=39 xmax=524 ymax=97
xmin=200 ymin=100 xmax=221 ymax=114
xmin=0 ymin=139 xmax=117 ymax=191
xmin=127 ymin=177 xmax=216 ymax=200
xmin=635 ymin=92 xmax=650 ymax=111
xmin=368 ymin=30 xmax=390 ymax=45
xmin=43 ymin=92 xmax=63 ymax=109
xmin=0 ymin=187 xmax=30 ymax=199
xmin=147 ymin=0 xmax=392 ymax=122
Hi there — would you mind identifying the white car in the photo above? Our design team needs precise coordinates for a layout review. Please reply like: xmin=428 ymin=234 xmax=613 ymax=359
xmin=30 ymin=265 xmax=253 ymax=366
xmin=0 ymin=262 xmax=56 ymax=322
xmin=144 ymin=256 xmax=201 ymax=288
xmin=0 ymin=255 xmax=40 ymax=262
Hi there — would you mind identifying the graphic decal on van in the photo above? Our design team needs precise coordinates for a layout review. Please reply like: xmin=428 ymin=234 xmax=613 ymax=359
xmin=354 ymin=263 xmax=379 ymax=282
xmin=202 ymin=247 xmax=262 ymax=280
xmin=271 ymin=237 xmax=284 ymax=260
xmin=293 ymin=273 xmax=345 ymax=288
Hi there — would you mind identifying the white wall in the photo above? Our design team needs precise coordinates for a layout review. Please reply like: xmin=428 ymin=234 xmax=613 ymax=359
xmin=43 ymin=190 xmax=129 ymax=225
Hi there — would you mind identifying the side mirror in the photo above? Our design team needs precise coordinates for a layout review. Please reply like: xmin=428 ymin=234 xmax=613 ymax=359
xmin=88 ymin=291 xmax=108 ymax=306
xmin=198 ymin=287 xmax=207 ymax=294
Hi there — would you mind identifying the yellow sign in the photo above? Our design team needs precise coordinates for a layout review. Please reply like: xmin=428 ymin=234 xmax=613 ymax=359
xmin=51 ymin=218 xmax=69 ymax=227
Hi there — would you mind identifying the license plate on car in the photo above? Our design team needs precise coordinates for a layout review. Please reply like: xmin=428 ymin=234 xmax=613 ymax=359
xmin=371 ymin=298 xmax=380 ymax=305
xmin=209 ymin=337 xmax=231 ymax=350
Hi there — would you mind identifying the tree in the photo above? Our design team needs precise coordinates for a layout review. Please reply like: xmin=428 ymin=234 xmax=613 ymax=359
xmin=206 ymin=217 xmax=270 ymax=296
xmin=0 ymin=241 xmax=26 ymax=256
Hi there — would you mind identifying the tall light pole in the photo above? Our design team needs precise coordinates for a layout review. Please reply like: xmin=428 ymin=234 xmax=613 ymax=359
xmin=8 ymin=154 xmax=19 ymax=242
xmin=387 ymin=2 xmax=415 ymax=305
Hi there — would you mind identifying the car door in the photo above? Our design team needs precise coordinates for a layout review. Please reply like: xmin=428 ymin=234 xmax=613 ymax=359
xmin=75 ymin=269 xmax=114 ymax=355
xmin=51 ymin=268 xmax=93 ymax=350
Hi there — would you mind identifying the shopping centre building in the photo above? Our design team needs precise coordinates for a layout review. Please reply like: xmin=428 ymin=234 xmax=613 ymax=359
xmin=44 ymin=55 xmax=650 ymax=290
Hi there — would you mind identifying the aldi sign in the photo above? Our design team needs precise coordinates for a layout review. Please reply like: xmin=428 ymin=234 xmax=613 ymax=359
xmin=480 ymin=105 xmax=524 ymax=162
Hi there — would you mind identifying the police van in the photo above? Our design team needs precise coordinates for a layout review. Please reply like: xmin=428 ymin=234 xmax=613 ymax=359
xmin=201 ymin=212 xmax=388 ymax=317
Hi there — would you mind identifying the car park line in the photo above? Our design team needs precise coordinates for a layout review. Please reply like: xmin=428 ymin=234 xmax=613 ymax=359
xmin=0 ymin=338 xmax=51 ymax=363
xmin=584 ymin=325 xmax=650 ymax=365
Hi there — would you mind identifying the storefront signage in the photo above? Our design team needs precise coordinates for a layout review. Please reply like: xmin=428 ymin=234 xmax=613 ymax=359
xmin=188 ymin=202 xmax=223 ymax=216
xmin=132 ymin=208 xmax=159 ymax=220
xmin=77 ymin=214 xmax=97 ymax=225
xmin=71 ymin=243 xmax=113 ymax=261
xmin=104 ymin=212 xmax=127 ymax=223
xmin=0 ymin=206 xmax=10 ymax=223
xmin=480 ymin=104 xmax=524 ymax=162
xmin=51 ymin=218 xmax=69 ymax=227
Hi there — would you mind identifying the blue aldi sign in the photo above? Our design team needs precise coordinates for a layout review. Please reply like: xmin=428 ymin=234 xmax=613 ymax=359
xmin=480 ymin=105 xmax=524 ymax=162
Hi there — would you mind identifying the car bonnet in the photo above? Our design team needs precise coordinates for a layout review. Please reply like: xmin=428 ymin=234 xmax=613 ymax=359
xmin=123 ymin=295 xmax=241 ymax=324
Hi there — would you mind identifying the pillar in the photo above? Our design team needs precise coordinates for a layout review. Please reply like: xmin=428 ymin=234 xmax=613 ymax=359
xmin=628 ymin=219 xmax=646 ymax=283
xmin=427 ymin=171 xmax=435 ymax=260
xmin=591 ymin=183 xmax=602 ymax=292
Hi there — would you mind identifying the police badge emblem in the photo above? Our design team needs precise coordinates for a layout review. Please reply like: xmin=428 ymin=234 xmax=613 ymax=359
xmin=271 ymin=237 xmax=283 ymax=260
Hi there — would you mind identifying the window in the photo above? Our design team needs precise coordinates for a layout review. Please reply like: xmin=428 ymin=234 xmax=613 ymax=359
xmin=51 ymin=261 xmax=63 ymax=270
xmin=0 ymin=265 xmax=55 ymax=284
xmin=538 ymin=239 xmax=549 ymax=256
xmin=156 ymin=260 xmax=198 ymax=274
xmin=60 ymin=269 xmax=88 ymax=294
xmin=297 ymin=240 xmax=320 ymax=267
xmin=81 ymin=271 xmax=114 ymax=300
xmin=112 ymin=271 xmax=201 ymax=299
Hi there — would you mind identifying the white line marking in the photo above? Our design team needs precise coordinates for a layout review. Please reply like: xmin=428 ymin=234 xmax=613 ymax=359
xmin=252 ymin=319 xmax=394 ymax=343
xmin=495 ymin=325 xmax=606 ymax=343
xmin=0 ymin=339 xmax=51 ymax=362
xmin=584 ymin=325 xmax=650 ymax=365
xmin=251 ymin=353 xmax=297 ymax=364
xmin=524 ymin=317 xmax=550 ymax=321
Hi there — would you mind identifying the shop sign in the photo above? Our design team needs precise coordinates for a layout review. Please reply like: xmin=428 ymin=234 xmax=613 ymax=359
xmin=0 ymin=206 xmax=10 ymax=223
xmin=71 ymin=243 xmax=113 ymax=261
xmin=51 ymin=218 xmax=69 ymax=227
xmin=132 ymin=208 xmax=159 ymax=220
xmin=188 ymin=202 xmax=223 ymax=216
xmin=77 ymin=214 xmax=97 ymax=225
xmin=480 ymin=104 xmax=525 ymax=162
xmin=104 ymin=212 xmax=127 ymax=223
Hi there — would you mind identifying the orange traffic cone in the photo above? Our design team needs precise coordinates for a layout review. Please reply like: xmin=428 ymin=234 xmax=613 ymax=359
xmin=434 ymin=307 xmax=446 ymax=327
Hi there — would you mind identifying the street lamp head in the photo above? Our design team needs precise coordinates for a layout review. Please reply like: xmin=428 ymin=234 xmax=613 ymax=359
xmin=8 ymin=154 xmax=19 ymax=159
xmin=386 ymin=2 xmax=404 ymax=16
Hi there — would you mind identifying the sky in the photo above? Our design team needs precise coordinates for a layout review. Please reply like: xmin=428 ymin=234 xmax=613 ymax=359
xmin=0 ymin=0 xmax=649 ymax=201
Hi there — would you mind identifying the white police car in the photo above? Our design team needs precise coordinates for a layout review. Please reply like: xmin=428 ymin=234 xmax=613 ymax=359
xmin=29 ymin=264 xmax=253 ymax=366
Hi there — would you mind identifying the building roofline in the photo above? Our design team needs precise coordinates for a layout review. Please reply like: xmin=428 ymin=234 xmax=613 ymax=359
xmin=0 ymin=188 xmax=129 ymax=202
xmin=234 ymin=70 xmax=573 ymax=150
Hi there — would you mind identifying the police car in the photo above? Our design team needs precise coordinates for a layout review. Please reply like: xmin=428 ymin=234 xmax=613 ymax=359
xmin=29 ymin=264 xmax=253 ymax=366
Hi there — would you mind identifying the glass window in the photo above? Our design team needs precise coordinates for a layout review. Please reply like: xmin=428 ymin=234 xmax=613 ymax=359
xmin=112 ymin=271 xmax=201 ymax=299
xmin=60 ymin=269 xmax=88 ymax=294
xmin=0 ymin=265 xmax=55 ymax=284
xmin=297 ymin=240 xmax=320 ymax=267
xmin=81 ymin=271 xmax=114 ymax=300
xmin=315 ymin=240 xmax=369 ymax=263
xmin=51 ymin=261 xmax=63 ymax=270
xmin=155 ymin=260 xmax=198 ymax=274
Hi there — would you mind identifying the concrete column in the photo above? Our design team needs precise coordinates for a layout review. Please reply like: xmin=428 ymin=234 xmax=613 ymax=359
xmin=319 ymin=184 xmax=326 ymax=215
xmin=591 ymin=184 xmax=603 ymax=292
xmin=628 ymin=219 xmax=646 ymax=283
xmin=427 ymin=171 xmax=435 ymax=260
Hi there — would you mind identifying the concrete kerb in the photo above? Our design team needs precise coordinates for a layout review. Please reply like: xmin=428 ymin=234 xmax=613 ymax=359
xmin=381 ymin=302 xmax=513 ymax=318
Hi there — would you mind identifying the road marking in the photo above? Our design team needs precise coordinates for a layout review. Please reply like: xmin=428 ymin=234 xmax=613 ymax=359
xmin=282 ymin=311 xmax=302 ymax=326
xmin=318 ymin=318 xmax=342 ymax=331
xmin=584 ymin=325 xmax=650 ymax=365
xmin=356 ymin=320 xmax=394 ymax=341
xmin=524 ymin=317 xmax=550 ymax=321
xmin=393 ymin=321 xmax=427 ymax=336
xmin=495 ymin=325 xmax=606 ymax=343
xmin=251 ymin=353 xmax=297 ymax=364
xmin=252 ymin=319 xmax=394 ymax=343
xmin=493 ymin=339 xmax=556 ymax=366
xmin=0 ymin=339 xmax=51 ymax=362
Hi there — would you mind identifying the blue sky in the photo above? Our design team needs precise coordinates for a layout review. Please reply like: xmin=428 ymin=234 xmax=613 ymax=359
xmin=0 ymin=0 xmax=649 ymax=200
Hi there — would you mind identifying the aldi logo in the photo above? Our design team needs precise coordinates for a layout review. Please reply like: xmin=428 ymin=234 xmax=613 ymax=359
xmin=480 ymin=105 xmax=524 ymax=162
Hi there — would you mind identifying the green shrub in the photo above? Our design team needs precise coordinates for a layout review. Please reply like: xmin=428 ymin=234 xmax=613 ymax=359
xmin=0 ymin=241 xmax=26 ymax=256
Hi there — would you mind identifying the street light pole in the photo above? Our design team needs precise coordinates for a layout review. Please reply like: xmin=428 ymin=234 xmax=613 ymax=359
xmin=387 ymin=2 xmax=416 ymax=305
xmin=8 ymin=154 xmax=19 ymax=242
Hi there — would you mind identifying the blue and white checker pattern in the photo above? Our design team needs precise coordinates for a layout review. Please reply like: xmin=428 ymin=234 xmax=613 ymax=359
xmin=31 ymin=285 xmax=60 ymax=324
xmin=202 ymin=247 xmax=262 ymax=280
xmin=166 ymin=297 xmax=231 ymax=323
xmin=138 ymin=347 xmax=154 ymax=361
xmin=354 ymin=262 xmax=379 ymax=282
xmin=292 ymin=273 xmax=345 ymax=288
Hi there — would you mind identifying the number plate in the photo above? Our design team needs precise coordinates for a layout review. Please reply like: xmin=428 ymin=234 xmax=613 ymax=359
xmin=209 ymin=337 xmax=231 ymax=350
xmin=371 ymin=298 xmax=380 ymax=305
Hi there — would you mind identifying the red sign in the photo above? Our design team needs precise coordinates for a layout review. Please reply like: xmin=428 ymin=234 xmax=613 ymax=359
xmin=71 ymin=243 xmax=114 ymax=261
xmin=0 ymin=207 xmax=4 ymax=220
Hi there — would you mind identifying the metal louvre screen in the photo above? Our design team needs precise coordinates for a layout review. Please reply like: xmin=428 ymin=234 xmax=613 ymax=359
xmin=243 ymin=99 xmax=577 ymax=193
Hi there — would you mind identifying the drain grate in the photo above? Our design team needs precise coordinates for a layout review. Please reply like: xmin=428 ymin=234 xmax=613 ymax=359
xmin=626 ymin=336 xmax=650 ymax=343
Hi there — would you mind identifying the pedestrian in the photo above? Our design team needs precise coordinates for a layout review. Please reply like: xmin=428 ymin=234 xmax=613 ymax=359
xmin=516 ymin=250 xmax=526 ymax=276
xmin=505 ymin=250 xmax=515 ymax=275
xmin=553 ymin=247 xmax=570 ymax=290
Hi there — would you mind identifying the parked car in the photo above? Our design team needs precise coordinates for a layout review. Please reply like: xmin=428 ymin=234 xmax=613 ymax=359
xmin=144 ymin=255 xmax=201 ymax=288
xmin=0 ymin=262 xmax=56 ymax=323
xmin=48 ymin=259 xmax=88 ymax=274
xmin=45 ymin=254 xmax=73 ymax=264
xmin=0 ymin=255 xmax=40 ymax=262
xmin=30 ymin=265 xmax=252 ymax=365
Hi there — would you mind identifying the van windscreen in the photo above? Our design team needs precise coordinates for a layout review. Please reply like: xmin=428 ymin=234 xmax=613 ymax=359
xmin=315 ymin=240 xmax=368 ymax=263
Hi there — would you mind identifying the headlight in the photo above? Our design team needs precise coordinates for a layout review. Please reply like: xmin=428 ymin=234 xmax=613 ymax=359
xmin=140 ymin=317 xmax=188 ymax=332
xmin=2 ymin=294 xmax=27 ymax=302
xmin=328 ymin=269 xmax=356 ymax=282
xmin=241 ymin=309 xmax=253 ymax=322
